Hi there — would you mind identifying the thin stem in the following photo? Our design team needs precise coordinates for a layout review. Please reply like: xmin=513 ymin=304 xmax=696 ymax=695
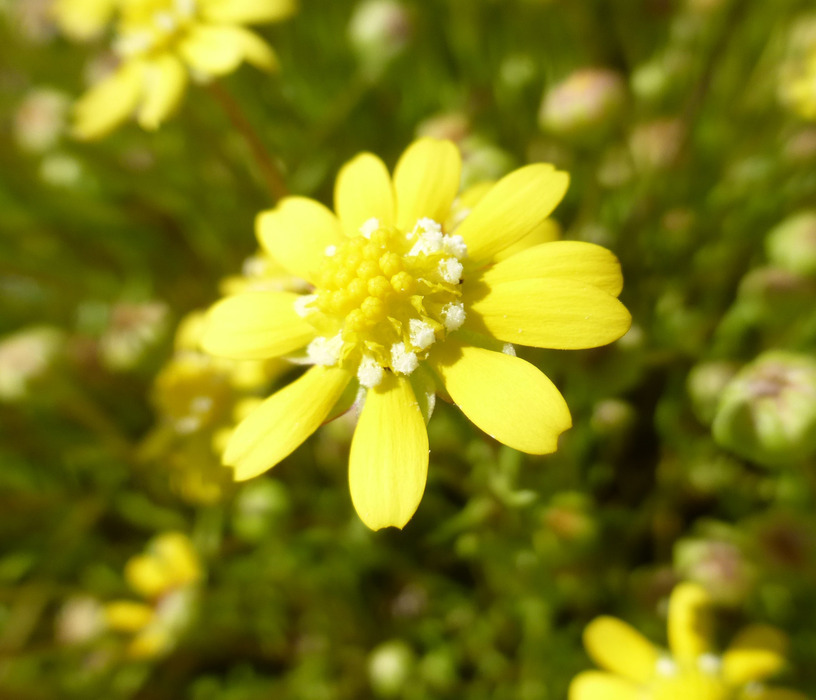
xmin=207 ymin=81 xmax=289 ymax=202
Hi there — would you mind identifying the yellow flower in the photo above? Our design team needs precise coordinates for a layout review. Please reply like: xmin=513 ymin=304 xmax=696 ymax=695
xmin=202 ymin=138 xmax=631 ymax=530
xmin=72 ymin=0 xmax=296 ymax=139
xmin=52 ymin=0 xmax=119 ymax=41
xmin=104 ymin=531 xmax=202 ymax=659
xmin=571 ymin=582 xmax=806 ymax=700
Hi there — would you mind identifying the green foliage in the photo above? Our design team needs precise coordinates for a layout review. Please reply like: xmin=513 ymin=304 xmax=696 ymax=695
xmin=1 ymin=0 xmax=816 ymax=698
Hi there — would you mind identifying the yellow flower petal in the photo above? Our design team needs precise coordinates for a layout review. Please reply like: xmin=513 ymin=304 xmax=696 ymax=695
xmin=480 ymin=241 xmax=623 ymax=296
xmin=201 ymin=291 xmax=315 ymax=360
xmin=583 ymin=616 xmax=659 ymax=684
xmin=667 ymin=583 xmax=715 ymax=664
xmin=456 ymin=164 xmax=569 ymax=266
xmin=178 ymin=25 xmax=276 ymax=75
xmin=722 ymin=624 xmax=789 ymax=685
xmin=52 ymin=0 xmax=117 ymax=40
xmin=256 ymin=197 xmax=344 ymax=283
xmin=429 ymin=338 xmax=571 ymax=454
xmin=198 ymin=0 xmax=296 ymax=24
xmin=137 ymin=55 xmax=187 ymax=131
xmin=349 ymin=374 xmax=429 ymax=530
xmin=493 ymin=219 xmax=561 ymax=261
xmin=224 ymin=365 xmax=351 ymax=481
xmin=393 ymin=138 xmax=462 ymax=231
xmin=569 ymin=671 xmax=640 ymax=700
xmin=124 ymin=554 xmax=168 ymax=598
xmin=72 ymin=62 xmax=144 ymax=141
xmin=150 ymin=533 xmax=201 ymax=588
xmin=464 ymin=279 xmax=631 ymax=349
xmin=104 ymin=601 xmax=154 ymax=632
xmin=334 ymin=153 xmax=395 ymax=236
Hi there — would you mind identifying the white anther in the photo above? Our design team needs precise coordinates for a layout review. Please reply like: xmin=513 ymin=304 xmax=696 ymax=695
xmin=153 ymin=11 xmax=176 ymax=32
xmin=413 ymin=218 xmax=442 ymax=235
xmin=293 ymin=294 xmax=317 ymax=318
xmin=357 ymin=355 xmax=384 ymax=388
xmin=359 ymin=217 xmax=379 ymax=239
xmin=441 ymin=302 xmax=466 ymax=331
xmin=190 ymin=396 xmax=213 ymax=414
xmin=656 ymin=657 xmax=678 ymax=677
xmin=324 ymin=245 xmax=337 ymax=257
xmin=307 ymin=334 xmax=344 ymax=366
xmin=697 ymin=653 xmax=722 ymax=675
xmin=501 ymin=343 xmax=516 ymax=356
xmin=442 ymin=234 xmax=467 ymax=260
xmin=390 ymin=342 xmax=419 ymax=374
xmin=438 ymin=257 xmax=463 ymax=284
xmin=409 ymin=319 xmax=436 ymax=350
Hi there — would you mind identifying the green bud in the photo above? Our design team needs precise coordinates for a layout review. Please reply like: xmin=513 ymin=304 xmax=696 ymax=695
xmin=348 ymin=0 xmax=412 ymax=78
xmin=765 ymin=210 xmax=816 ymax=277
xmin=674 ymin=535 xmax=754 ymax=605
xmin=712 ymin=351 xmax=816 ymax=467
xmin=687 ymin=361 xmax=739 ymax=425
xmin=231 ymin=478 xmax=291 ymax=542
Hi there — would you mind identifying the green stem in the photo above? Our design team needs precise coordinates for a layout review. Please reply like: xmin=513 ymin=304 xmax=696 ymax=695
xmin=208 ymin=81 xmax=289 ymax=202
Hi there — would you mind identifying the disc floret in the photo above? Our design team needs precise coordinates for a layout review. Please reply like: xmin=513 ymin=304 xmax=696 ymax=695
xmin=299 ymin=217 xmax=467 ymax=388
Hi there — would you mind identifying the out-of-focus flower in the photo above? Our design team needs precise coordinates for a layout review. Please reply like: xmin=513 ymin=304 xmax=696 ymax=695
xmin=104 ymin=531 xmax=201 ymax=659
xmin=712 ymin=351 xmax=816 ymax=468
xmin=687 ymin=361 xmax=739 ymax=426
xmin=51 ymin=0 xmax=119 ymax=41
xmin=13 ymin=88 xmax=70 ymax=153
xmin=202 ymin=138 xmax=630 ymax=530
xmin=7 ymin=0 xmax=56 ymax=42
xmin=72 ymin=0 xmax=297 ymax=139
xmin=99 ymin=300 xmax=168 ymax=370
xmin=0 ymin=326 xmax=65 ymax=402
xmin=348 ymin=0 xmax=412 ymax=77
xmin=539 ymin=68 xmax=626 ymax=140
xmin=570 ymin=582 xmax=804 ymax=700
xmin=765 ymin=211 xmax=816 ymax=277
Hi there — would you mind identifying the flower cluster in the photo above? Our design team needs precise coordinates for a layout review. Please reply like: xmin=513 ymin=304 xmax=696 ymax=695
xmin=103 ymin=531 xmax=202 ymax=658
xmin=202 ymin=137 xmax=631 ymax=530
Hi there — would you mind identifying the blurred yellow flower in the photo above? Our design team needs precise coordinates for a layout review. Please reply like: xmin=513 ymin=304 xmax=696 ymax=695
xmin=52 ymin=0 xmax=119 ymax=40
xmin=104 ymin=531 xmax=202 ymax=659
xmin=72 ymin=0 xmax=296 ymax=139
xmin=202 ymin=138 xmax=630 ymax=530
xmin=570 ymin=582 xmax=806 ymax=700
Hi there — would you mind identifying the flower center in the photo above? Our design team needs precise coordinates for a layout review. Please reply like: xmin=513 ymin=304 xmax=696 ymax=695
xmin=115 ymin=0 xmax=197 ymax=57
xmin=650 ymin=655 xmax=734 ymax=700
xmin=298 ymin=218 xmax=467 ymax=388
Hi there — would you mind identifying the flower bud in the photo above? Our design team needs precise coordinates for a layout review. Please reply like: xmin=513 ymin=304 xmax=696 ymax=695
xmin=368 ymin=640 xmax=415 ymax=697
xmin=538 ymin=68 xmax=626 ymax=140
xmin=348 ymin=0 xmax=413 ymax=78
xmin=687 ymin=361 xmax=739 ymax=426
xmin=765 ymin=210 xmax=816 ymax=277
xmin=0 ymin=326 xmax=65 ymax=402
xmin=674 ymin=535 xmax=754 ymax=605
xmin=629 ymin=118 xmax=684 ymax=171
xmin=13 ymin=88 xmax=69 ymax=153
xmin=712 ymin=351 xmax=816 ymax=467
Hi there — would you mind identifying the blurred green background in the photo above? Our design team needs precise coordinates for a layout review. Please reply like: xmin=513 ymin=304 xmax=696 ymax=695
xmin=2 ymin=0 xmax=816 ymax=697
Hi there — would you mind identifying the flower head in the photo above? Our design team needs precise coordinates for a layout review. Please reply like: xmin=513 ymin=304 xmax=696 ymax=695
xmin=72 ymin=0 xmax=296 ymax=139
xmin=202 ymin=138 xmax=631 ymax=530
xmin=571 ymin=582 xmax=805 ymax=700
